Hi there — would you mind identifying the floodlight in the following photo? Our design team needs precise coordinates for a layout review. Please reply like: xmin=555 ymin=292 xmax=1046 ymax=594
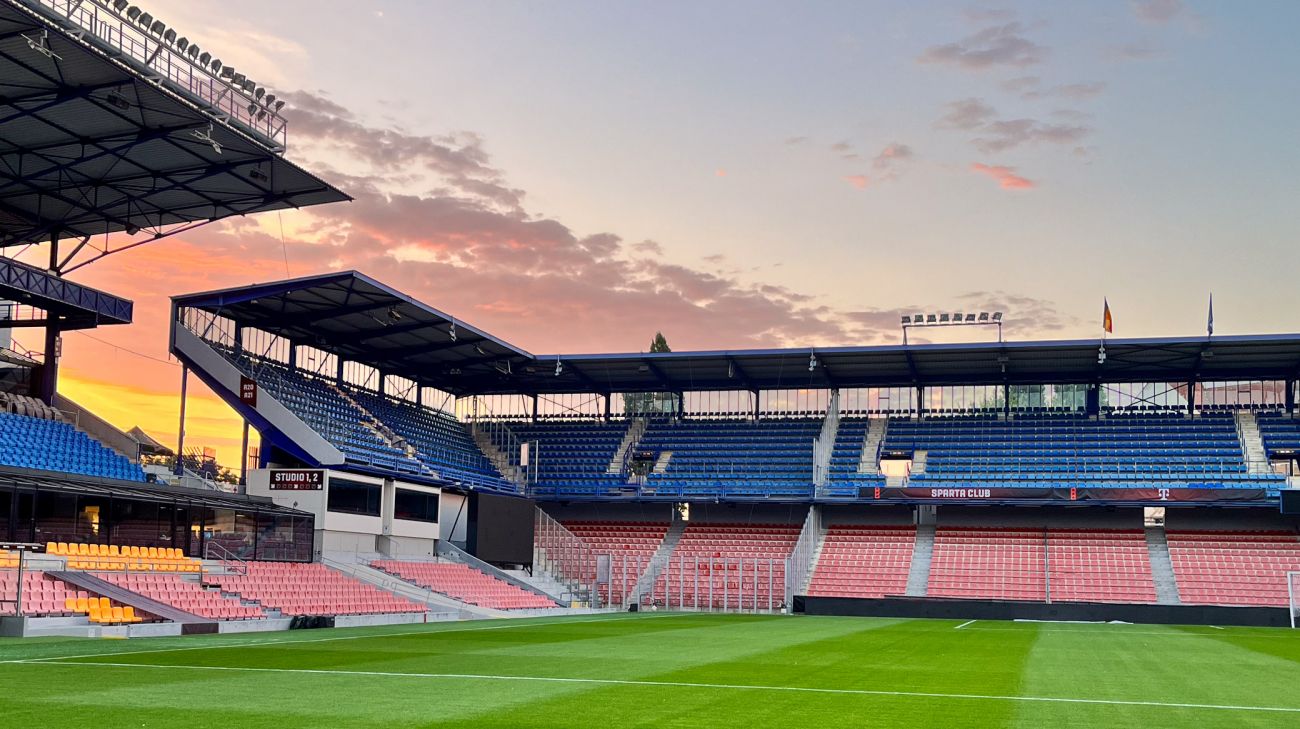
xmin=246 ymin=102 xmax=258 ymax=115
xmin=926 ymin=314 xmax=937 ymax=323
xmin=126 ymin=7 xmax=141 ymax=21
xmin=939 ymin=313 xmax=950 ymax=323
xmin=254 ymin=87 xmax=265 ymax=101
xmin=273 ymin=100 xmax=286 ymax=112
xmin=113 ymin=0 xmax=129 ymax=12
xmin=555 ymin=360 xmax=563 ymax=376
xmin=187 ymin=44 xmax=200 ymax=59
xmin=966 ymin=314 xmax=976 ymax=322
xmin=264 ymin=94 xmax=277 ymax=107
xmin=992 ymin=312 xmax=1003 ymax=321
xmin=209 ymin=59 xmax=221 ymax=74
xmin=978 ymin=312 xmax=989 ymax=321
xmin=198 ymin=51 xmax=210 ymax=65
xmin=176 ymin=37 xmax=188 ymax=52
xmin=808 ymin=350 xmax=818 ymax=372
xmin=150 ymin=20 xmax=166 ymax=35
xmin=220 ymin=66 xmax=234 ymax=78
xmin=448 ymin=322 xmax=457 ymax=341
xmin=163 ymin=29 xmax=176 ymax=44
xmin=954 ymin=312 xmax=963 ymax=322
xmin=901 ymin=315 xmax=911 ymax=324
xmin=138 ymin=13 xmax=153 ymax=28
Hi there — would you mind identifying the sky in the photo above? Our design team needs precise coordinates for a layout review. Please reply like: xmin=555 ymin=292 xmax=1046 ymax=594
xmin=9 ymin=0 xmax=1300 ymax=462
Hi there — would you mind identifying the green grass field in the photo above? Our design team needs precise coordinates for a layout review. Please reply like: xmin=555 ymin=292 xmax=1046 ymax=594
xmin=2 ymin=613 xmax=1300 ymax=728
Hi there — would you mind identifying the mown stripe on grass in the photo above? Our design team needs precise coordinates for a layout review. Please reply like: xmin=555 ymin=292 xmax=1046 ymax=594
xmin=18 ymin=660 xmax=1300 ymax=715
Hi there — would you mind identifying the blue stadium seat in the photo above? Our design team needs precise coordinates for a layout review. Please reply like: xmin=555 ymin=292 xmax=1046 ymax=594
xmin=0 ymin=411 xmax=146 ymax=481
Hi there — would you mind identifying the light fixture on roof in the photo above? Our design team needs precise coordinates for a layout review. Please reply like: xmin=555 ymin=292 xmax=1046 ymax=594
xmin=105 ymin=90 xmax=131 ymax=110
xmin=448 ymin=322 xmax=457 ymax=341
xmin=113 ymin=0 xmax=129 ymax=11
xmin=386 ymin=306 xmax=402 ymax=323
xmin=902 ymin=308 xmax=1006 ymax=344
xmin=474 ymin=345 xmax=487 ymax=356
xmin=555 ymin=360 xmax=564 ymax=376
xmin=21 ymin=29 xmax=62 ymax=61
xmin=808 ymin=350 xmax=818 ymax=372
xmin=727 ymin=360 xmax=735 ymax=379
xmin=494 ymin=360 xmax=512 ymax=376
xmin=248 ymin=167 xmax=269 ymax=182
xmin=1098 ymin=343 xmax=1107 ymax=365
xmin=190 ymin=123 xmax=222 ymax=154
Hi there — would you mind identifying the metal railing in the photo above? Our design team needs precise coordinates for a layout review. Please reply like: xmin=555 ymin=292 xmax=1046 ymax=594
xmin=533 ymin=508 xmax=597 ymax=603
xmin=22 ymin=0 xmax=288 ymax=149
xmin=785 ymin=506 xmax=821 ymax=605
xmin=643 ymin=555 xmax=788 ymax=613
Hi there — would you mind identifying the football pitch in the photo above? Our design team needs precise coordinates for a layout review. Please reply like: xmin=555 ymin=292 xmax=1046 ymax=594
xmin=2 ymin=612 xmax=1299 ymax=728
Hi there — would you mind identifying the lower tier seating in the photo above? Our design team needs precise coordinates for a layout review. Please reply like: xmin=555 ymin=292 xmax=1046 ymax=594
xmin=206 ymin=562 xmax=423 ymax=616
xmin=372 ymin=561 xmax=556 ymax=610
xmin=563 ymin=520 xmax=669 ymax=605
xmin=1168 ymin=531 xmax=1300 ymax=607
xmin=928 ymin=528 xmax=1047 ymax=601
xmin=1046 ymin=530 xmax=1156 ymax=603
xmin=100 ymin=572 xmax=265 ymax=620
xmin=655 ymin=523 xmax=800 ymax=609
xmin=807 ymin=525 xmax=915 ymax=598
xmin=48 ymin=542 xmax=201 ymax=572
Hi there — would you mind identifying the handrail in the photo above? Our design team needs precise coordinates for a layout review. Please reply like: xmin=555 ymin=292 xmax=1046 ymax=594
xmin=201 ymin=540 xmax=247 ymax=582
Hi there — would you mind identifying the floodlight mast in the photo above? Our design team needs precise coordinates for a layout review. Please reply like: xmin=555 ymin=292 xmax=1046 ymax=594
xmin=901 ymin=311 xmax=1004 ymax=345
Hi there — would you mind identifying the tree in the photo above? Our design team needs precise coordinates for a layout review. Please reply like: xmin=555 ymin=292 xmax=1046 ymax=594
xmin=624 ymin=332 xmax=680 ymax=415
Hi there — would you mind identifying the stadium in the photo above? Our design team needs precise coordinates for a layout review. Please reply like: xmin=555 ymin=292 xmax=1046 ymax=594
xmin=2 ymin=1 xmax=1300 ymax=727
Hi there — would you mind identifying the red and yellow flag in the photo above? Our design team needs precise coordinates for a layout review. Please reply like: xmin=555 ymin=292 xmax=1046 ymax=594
xmin=1103 ymin=298 xmax=1114 ymax=334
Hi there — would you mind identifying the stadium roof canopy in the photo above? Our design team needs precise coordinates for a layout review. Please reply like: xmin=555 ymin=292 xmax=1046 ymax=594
xmin=174 ymin=271 xmax=1300 ymax=396
xmin=0 ymin=0 xmax=349 ymax=268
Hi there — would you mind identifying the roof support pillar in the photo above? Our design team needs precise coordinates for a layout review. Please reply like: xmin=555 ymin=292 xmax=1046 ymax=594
xmin=532 ymin=395 xmax=540 ymax=424
xmin=233 ymin=323 xmax=243 ymax=355
xmin=239 ymin=419 xmax=250 ymax=487
xmin=916 ymin=386 xmax=925 ymax=420
xmin=1086 ymin=384 xmax=1101 ymax=418
xmin=1186 ymin=379 xmax=1197 ymax=417
xmin=175 ymin=365 xmax=189 ymax=476
xmin=336 ymin=357 xmax=345 ymax=385
xmin=1003 ymin=383 xmax=1011 ymax=419
xmin=1287 ymin=380 xmax=1296 ymax=415
xmin=676 ymin=391 xmax=685 ymax=419
xmin=602 ymin=394 xmax=610 ymax=423
xmin=753 ymin=390 xmax=761 ymax=420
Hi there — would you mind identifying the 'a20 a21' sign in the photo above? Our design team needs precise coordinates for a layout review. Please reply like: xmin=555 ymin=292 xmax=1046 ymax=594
xmin=269 ymin=469 xmax=324 ymax=490
xmin=239 ymin=376 xmax=257 ymax=406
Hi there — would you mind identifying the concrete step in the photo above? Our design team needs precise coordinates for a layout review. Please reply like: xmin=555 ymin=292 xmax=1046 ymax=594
xmin=1145 ymin=527 xmax=1182 ymax=606
xmin=905 ymin=524 xmax=936 ymax=597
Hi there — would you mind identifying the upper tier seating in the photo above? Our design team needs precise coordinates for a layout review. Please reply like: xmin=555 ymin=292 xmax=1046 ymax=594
xmin=825 ymin=418 xmax=886 ymax=497
xmin=1045 ymin=530 xmax=1157 ymax=604
xmin=807 ymin=525 xmax=915 ymax=598
xmin=654 ymin=522 xmax=799 ymax=609
xmin=372 ymin=560 xmax=556 ymax=610
xmin=0 ymin=411 xmax=144 ymax=481
xmin=928 ymin=527 xmax=1047 ymax=601
xmin=1257 ymin=412 xmax=1300 ymax=458
xmin=348 ymin=391 xmax=510 ymax=490
xmin=99 ymin=572 xmax=264 ymax=620
xmin=495 ymin=421 xmax=630 ymax=497
xmin=206 ymin=562 xmax=424 ymax=616
xmin=1167 ymin=531 xmax=1300 ymax=607
xmin=48 ymin=543 xmax=201 ymax=572
xmin=230 ymin=353 xmax=513 ymax=490
xmin=638 ymin=418 xmax=820 ymax=497
xmin=886 ymin=413 xmax=1282 ymax=487
xmin=234 ymin=355 xmax=422 ymax=473
xmin=563 ymin=520 xmax=669 ymax=605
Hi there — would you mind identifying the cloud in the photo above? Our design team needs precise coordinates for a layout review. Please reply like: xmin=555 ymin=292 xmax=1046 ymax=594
xmin=1131 ymin=0 xmax=1183 ymax=23
xmin=970 ymin=163 xmax=1035 ymax=190
xmin=784 ymin=136 xmax=809 ymax=146
xmin=1108 ymin=42 xmax=1164 ymax=61
xmin=715 ymin=168 xmax=727 ymax=177
xmin=936 ymin=98 xmax=998 ymax=130
xmin=918 ymin=22 xmax=1046 ymax=70
xmin=1007 ymin=78 xmax=1108 ymax=102
xmin=843 ymin=175 xmax=870 ymax=190
xmin=870 ymin=143 xmax=915 ymax=182
xmin=956 ymin=290 xmax=1081 ymax=334
xmin=937 ymin=98 xmax=1090 ymax=153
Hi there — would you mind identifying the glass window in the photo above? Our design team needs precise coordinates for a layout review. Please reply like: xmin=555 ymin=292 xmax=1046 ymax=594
xmin=206 ymin=508 xmax=257 ymax=559
xmin=33 ymin=492 xmax=78 ymax=545
xmin=327 ymin=479 xmax=381 ymax=516
xmin=0 ymin=489 xmax=10 ymax=542
xmin=255 ymin=512 xmax=314 ymax=562
xmin=110 ymin=499 xmax=171 ymax=548
xmin=394 ymin=489 xmax=439 ymax=523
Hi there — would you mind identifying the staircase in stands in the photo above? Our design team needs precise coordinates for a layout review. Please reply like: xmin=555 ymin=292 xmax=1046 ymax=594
xmin=631 ymin=518 xmax=686 ymax=604
xmin=607 ymin=417 xmax=648 ymax=474
xmin=472 ymin=429 xmax=525 ymax=483
xmin=905 ymin=524 xmax=935 ymax=596
xmin=1235 ymin=410 xmax=1271 ymax=474
xmin=1144 ymin=526 xmax=1182 ymax=605
xmin=858 ymin=418 xmax=887 ymax=474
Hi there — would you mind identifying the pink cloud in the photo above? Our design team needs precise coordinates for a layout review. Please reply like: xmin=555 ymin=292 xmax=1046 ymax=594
xmin=843 ymin=174 xmax=870 ymax=190
xmin=970 ymin=163 xmax=1035 ymax=190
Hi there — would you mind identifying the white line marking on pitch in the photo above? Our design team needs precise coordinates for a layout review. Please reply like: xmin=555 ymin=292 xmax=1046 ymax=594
xmin=18 ymin=661 xmax=1300 ymax=715
xmin=953 ymin=620 xmax=976 ymax=630
xmin=959 ymin=627 xmax=1235 ymax=637
xmin=1 ymin=613 xmax=679 ymax=665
